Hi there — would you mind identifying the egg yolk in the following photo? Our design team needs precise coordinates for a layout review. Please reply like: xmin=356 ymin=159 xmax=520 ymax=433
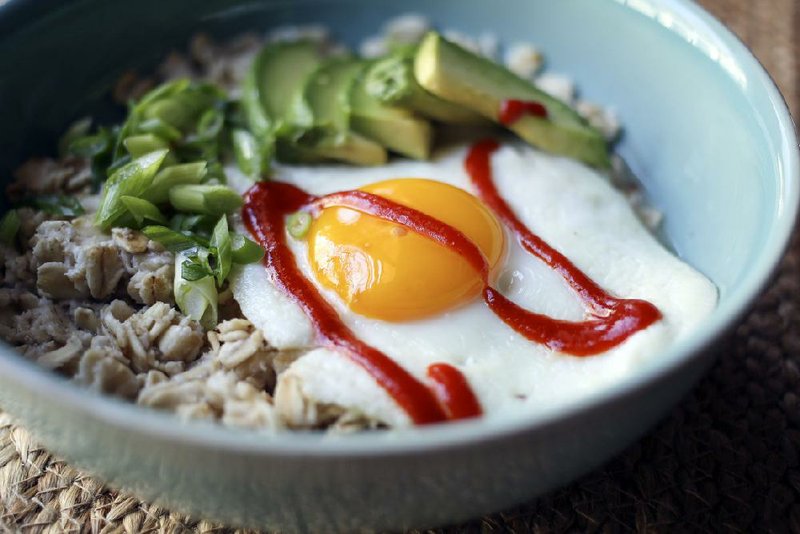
xmin=306 ymin=178 xmax=505 ymax=322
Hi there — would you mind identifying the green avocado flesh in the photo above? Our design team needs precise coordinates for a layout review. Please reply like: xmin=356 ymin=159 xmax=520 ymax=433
xmin=363 ymin=49 xmax=488 ymax=126
xmin=298 ymin=58 xmax=388 ymax=166
xmin=414 ymin=32 xmax=610 ymax=168
xmin=241 ymin=32 xmax=610 ymax=169
xmin=349 ymin=61 xmax=433 ymax=160
xmin=241 ymin=41 xmax=326 ymax=166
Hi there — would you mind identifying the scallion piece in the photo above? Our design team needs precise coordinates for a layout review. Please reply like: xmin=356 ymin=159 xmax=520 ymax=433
xmin=123 ymin=134 xmax=169 ymax=159
xmin=23 ymin=195 xmax=85 ymax=217
xmin=205 ymin=161 xmax=227 ymax=184
xmin=181 ymin=261 xmax=212 ymax=281
xmin=138 ymin=118 xmax=183 ymax=142
xmin=0 ymin=210 xmax=20 ymax=246
xmin=143 ymin=98 xmax=196 ymax=131
xmin=142 ymin=225 xmax=200 ymax=252
xmin=210 ymin=216 xmax=232 ymax=286
xmin=140 ymin=83 xmax=223 ymax=133
xmin=174 ymin=252 xmax=218 ymax=330
xmin=120 ymin=196 xmax=168 ymax=225
xmin=231 ymin=233 xmax=264 ymax=264
xmin=146 ymin=161 xmax=208 ymax=204
xmin=67 ymin=131 xmax=112 ymax=159
xmin=181 ymin=249 xmax=214 ymax=281
xmin=107 ymin=152 xmax=132 ymax=173
xmin=95 ymin=149 xmax=169 ymax=230
xmin=286 ymin=210 xmax=312 ymax=239
xmin=232 ymin=128 xmax=261 ymax=179
xmin=111 ymin=104 xmax=141 ymax=163
xmin=168 ymin=184 xmax=242 ymax=216
xmin=191 ymin=107 xmax=224 ymax=143
xmin=58 ymin=117 xmax=92 ymax=157
xmin=138 ymin=78 xmax=191 ymax=108
xmin=170 ymin=213 xmax=215 ymax=234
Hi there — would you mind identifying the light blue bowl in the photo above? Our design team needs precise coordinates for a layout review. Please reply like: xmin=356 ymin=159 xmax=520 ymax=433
xmin=0 ymin=0 xmax=796 ymax=531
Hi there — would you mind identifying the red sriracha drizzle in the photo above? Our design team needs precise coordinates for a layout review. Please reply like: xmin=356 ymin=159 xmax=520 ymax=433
xmin=427 ymin=363 xmax=482 ymax=420
xmin=466 ymin=140 xmax=662 ymax=355
xmin=242 ymin=139 xmax=662 ymax=425
xmin=498 ymin=99 xmax=549 ymax=125
xmin=243 ymin=182 xmax=469 ymax=424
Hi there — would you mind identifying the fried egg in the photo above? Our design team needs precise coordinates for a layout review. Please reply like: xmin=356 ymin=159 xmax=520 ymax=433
xmin=229 ymin=143 xmax=717 ymax=427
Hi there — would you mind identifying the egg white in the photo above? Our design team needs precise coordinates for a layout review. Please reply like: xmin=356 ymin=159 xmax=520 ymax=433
xmin=229 ymin=143 xmax=718 ymax=427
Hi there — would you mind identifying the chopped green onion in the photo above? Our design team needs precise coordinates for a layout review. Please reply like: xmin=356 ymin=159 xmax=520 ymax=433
xmin=191 ymin=107 xmax=224 ymax=143
xmin=67 ymin=125 xmax=117 ymax=192
xmin=72 ymin=78 xmax=234 ymax=196
xmin=138 ymin=79 xmax=191 ymax=108
xmin=169 ymin=213 xmax=215 ymax=234
xmin=138 ymin=118 xmax=183 ymax=142
xmin=181 ymin=249 xmax=214 ymax=281
xmin=210 ymin=216 xmax=232 ymax=286
xmin=142 ymin=225 xmax=201 ymax=252
xmin=144 ymin=98 xmax=196 ymax=132
xmin=67 ymin=131 xmax=112 ymax=159
xmin=95 ymin=149 xmax=169 ymax=230
xmin=231 ymin=233 xmax=264 ymax=264
xmin=112 ymin=104 xmax=140 ymax=162
xmin=107 ymin=152 xmax=132 ymax=173
xmin=146 ymin=161 xmax=208 ymax=204
xmin=181 ymin=262 xmax=211 ymax=281
xmin=174 ymin=252 xmax=218 ymax=329
xmin=224 ymin=101 xmax=247 ymax=130
xmin=140 ymin=83 xmax=224 ymax=133
xmin=120 ymin=196 xmax=168 ymax=225
xmin=123 ymin=134 xmax=169 ymax=159
xmin=205 ymin=161 xmax=227 ymax=184
xmin=168 ymin=184 xmax=242 ymax=216
xmin=232 ymin=128 xmax=261 ymax=179
xmin=22 ymin=195 xmax=85 ymax=217
xmin=0 ymin=210 xmax=20 ymax=246
xmin=286 ymin=210 xmax=312 ymax=239
xmin=58 ymin=117 xmax=92 ymax=157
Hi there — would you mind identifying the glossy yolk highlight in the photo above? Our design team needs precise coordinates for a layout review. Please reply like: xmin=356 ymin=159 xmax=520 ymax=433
xmin=306 ymin=178 xmax=505 ymax=322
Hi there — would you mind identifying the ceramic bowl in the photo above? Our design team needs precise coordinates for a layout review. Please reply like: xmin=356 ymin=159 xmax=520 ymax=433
xmin=0 ymin=0 xmax=797 ymax=531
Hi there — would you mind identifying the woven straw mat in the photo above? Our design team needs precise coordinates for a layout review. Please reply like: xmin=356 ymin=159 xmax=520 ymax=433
xmin=2 ymin=0 xmax=800 ymax=532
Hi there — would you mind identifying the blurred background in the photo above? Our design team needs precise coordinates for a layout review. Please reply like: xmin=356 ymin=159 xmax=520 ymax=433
xmin=703 ymin=0 xmax=797 ymax=120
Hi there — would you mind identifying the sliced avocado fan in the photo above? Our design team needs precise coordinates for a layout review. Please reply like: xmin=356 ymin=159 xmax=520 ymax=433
xmin=414 ymin=32 xmax=610 ymax=168
xmin=349 ymin=60 xmax=433 ymax=160
xmin=296 ymin=58 xmax=388 ymax=166
xmin=363 ymin=47 xmax=488 ymax=126
xmin=241 ymin=40 xmax=327 ymax=168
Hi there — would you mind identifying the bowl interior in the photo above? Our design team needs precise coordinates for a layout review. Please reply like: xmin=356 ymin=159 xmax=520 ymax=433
xmin=0 ymin=0 xmax=796 ymax=444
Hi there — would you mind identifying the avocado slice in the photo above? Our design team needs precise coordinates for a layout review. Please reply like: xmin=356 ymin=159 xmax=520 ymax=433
xmin=241 ymin=40 xmax=327 ymax=166
xmin=298 ymin=58 xmax=388 ymax=166
xmin=414 ymin=32 xmax=610 ymax=168
xmin=349 ymin=61 xmax=433 ymax=160
xmin=363 ymin=49 xmax=488 ymax=126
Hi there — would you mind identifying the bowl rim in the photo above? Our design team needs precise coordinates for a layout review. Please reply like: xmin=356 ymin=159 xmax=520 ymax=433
xmin=0 ymin=0 xmax=798 ymax=457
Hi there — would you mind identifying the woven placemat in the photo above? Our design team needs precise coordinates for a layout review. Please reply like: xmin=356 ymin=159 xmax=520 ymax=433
xmin=2 ymin=1 xmax=799 ymax=532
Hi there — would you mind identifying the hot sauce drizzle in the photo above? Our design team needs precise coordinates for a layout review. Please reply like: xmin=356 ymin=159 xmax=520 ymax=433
xmin=427 ymin=363 xmax=483 ymax=420
xmin=498 ymin=99 xmax=549 ymax=125
xmin=244 ymin=182 xmax=465 ymax=425
xmin=465 ymin=139 xmax=662 ymax=355
xmin=242 ymin=139 xmax=662 ymax=424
